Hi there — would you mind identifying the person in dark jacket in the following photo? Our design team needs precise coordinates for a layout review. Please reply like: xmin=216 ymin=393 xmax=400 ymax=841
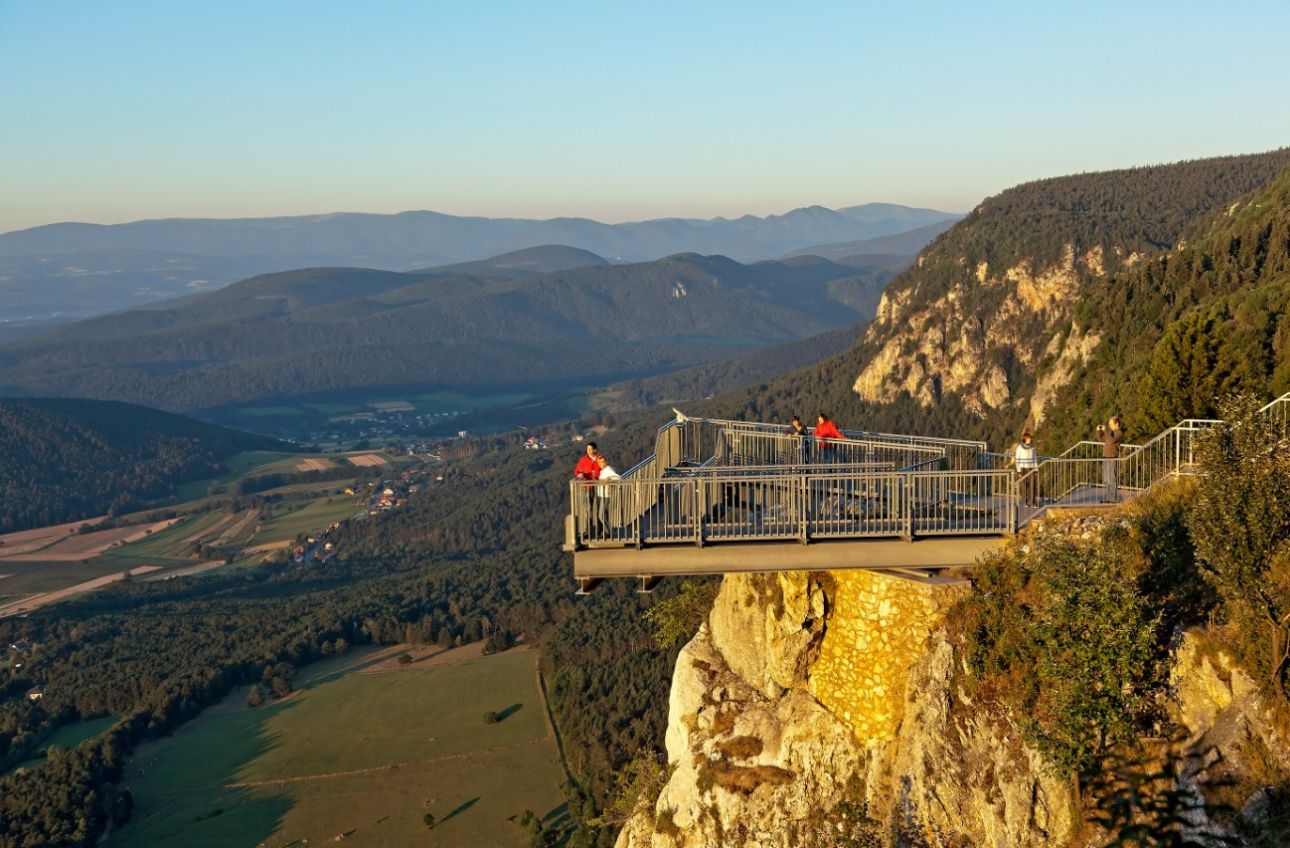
xmin=1097 ymin=417 xmax=1124 ymax=502
xmin=785 ymin=415 xmax=810 ymax=465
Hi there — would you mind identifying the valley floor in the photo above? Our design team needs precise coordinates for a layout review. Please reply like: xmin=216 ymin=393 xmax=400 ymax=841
xmin=107 ymin=644 xmax=568 ymax=848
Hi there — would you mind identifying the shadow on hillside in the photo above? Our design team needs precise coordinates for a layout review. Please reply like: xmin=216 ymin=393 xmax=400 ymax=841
xmin=496 ymin=703 xmax=523 ymax=721
xmin=106 ymin=688 xmax=298 ymax=847
xmin=542 ymin=801 xmax=570 ymax=830
xmin=440 ymin=796 xmax=479 ymax=824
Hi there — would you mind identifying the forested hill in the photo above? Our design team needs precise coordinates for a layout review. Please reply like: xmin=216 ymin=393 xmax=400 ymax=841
xmin=0 ymin=253 xmax=897 ymax=413
xmin=0 ymin=398 xmax=279 ymax=532
xmin=692 ymin=148 xmax=1290 ymax=449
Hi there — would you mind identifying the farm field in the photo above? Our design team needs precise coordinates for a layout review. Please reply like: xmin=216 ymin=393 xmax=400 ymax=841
xmin=0 ymin=564 xmax=162 ymax=616
xmin=0 ymin=511 xmax=240 ymax=604
xmin=109 ymin=648 xmax=567 ymax=848
xmin=0 ymin=518 xmax=101 ymax=558
xmin=0 ymin=519 xmax=178 ymax=563
xmin=0 ymin=557 xmax=162 ymax=599
xmin=251 ymin=498 xmax=360 ymax=546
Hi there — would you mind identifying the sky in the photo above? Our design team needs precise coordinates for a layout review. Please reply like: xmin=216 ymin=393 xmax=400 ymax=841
xmin=2 ymin=0 xmax=1289 ymax=233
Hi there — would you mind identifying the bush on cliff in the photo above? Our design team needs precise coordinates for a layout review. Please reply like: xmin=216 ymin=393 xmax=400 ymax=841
xmin=1187 ymin=394 xmax=1290 ymax=708
xmin=950 ymin=488 xmax=1206 ymax=776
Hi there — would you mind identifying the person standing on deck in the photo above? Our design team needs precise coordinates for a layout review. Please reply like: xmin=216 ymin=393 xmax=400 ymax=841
xmin=1013 ymin=432 xmax=1039 ymax=506
xmin=813 ymin=413 xmax=843 ymax=463
xmin=573 ymin=442 xmax=600 ymax=540
xmin=1097 ymin=417 xmax=1125 ymax=502
xmin=594 ymin=455 xmax=621 ymax=539
xmin=786 ymin=415 xmax=810 ymax=465
xmin=574 ymin=442 xmax=601 ymax=481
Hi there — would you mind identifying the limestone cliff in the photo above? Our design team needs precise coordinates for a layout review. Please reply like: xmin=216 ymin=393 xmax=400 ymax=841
xmin=841 ymin=152 xmax=1290 ymax=426
xmin=617 ymin=567 xmax=1288 ymax=848
xmin=616 ymin=569 xmax=1076 ymax=848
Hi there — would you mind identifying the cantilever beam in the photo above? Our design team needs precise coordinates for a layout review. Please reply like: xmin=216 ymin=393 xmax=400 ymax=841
xmin=573 ymin=536 xmax=1004 ymax=591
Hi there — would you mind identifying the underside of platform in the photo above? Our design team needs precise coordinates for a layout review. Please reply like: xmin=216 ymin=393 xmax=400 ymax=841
xmin=572 ymin=535 xmax=1006 ymax=591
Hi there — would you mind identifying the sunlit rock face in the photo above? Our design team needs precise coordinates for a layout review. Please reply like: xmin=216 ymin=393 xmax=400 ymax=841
xmin=616 ymin=570 xmax=1076 ymax=848
xmin=851 ymin=243 xmax=1107 ymax=421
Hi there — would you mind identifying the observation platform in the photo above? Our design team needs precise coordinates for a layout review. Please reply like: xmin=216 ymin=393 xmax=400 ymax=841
xmin=565 ymin=397 xmax=1290 ymax=592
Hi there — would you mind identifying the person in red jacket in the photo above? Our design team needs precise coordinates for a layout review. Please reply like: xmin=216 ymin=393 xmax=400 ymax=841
xmin=573 ymin=442 xmax=601 ymax=481
xmin=573 ymin=442 xmax=600 ymax=541
xmin=814 ymin=413 xmax=843 ymax=462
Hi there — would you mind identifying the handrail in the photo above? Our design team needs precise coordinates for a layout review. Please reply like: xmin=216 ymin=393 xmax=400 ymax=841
xmin=570 ymin=467 xmax=1016 ymax=548
xmin=573 ymin=396 xmax=1289 ymax=556
xmin=674 ymin=461 xmax=897 ymax=475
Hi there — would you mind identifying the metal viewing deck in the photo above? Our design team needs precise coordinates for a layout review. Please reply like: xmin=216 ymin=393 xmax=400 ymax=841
xmin=566 ymin=396 xmax=1290 ymax=592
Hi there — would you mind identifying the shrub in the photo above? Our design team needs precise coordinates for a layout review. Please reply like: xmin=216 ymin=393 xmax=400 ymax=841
xmin=483 ymin=711 xmax=499 ymax=724
xmin=595 ymin=748 xmax=670 ymax=827
xmin=1187 ymin=393 xmax=1290 ymax=707
xmin=643 ymin=580 xmax=717 ymax=649
xmin=953 ymin=518 xmax=1174 ymax=775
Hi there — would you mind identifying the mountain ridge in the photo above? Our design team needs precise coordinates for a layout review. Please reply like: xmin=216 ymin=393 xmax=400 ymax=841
xmin=0 ymin=203 xmax=959 ymax=266
xmin=0 ymin=252 xmax=897 ymax=414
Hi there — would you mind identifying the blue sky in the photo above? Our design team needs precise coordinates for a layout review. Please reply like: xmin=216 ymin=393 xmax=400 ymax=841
xmin=2 ymin=0 xmax=1288 ymax=232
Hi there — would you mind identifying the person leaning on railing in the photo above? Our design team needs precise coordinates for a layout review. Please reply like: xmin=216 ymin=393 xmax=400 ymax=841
xmin=1097 ymin=417 xmax=1125 ymax=502
xmin=785 ymin=415 xmax=810 ymax=465
xmin=573 ymin=442 xmax=600 ymax=540
xmin=1013 ymin=432 xmax=1039 ymax=506
xmin=594 ymin=455 xmax=621 ymax=539
xmin=813 ymin=413 xmax=843 ymax=463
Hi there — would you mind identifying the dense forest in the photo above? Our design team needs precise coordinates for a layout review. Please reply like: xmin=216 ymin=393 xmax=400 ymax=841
xmin=1042 ymin=163 xmax=1290 ymax=442
xmin=0 ymin=398 xmax=278 ymax=532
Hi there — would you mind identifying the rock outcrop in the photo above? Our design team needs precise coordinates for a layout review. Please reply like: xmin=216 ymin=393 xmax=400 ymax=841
xmin=850 ymin=244 xmax=1107 ymax=420
xmin=618 ymin=567 xmax=1286 ymax=848
xmin=617 ymin=570 xmax=1076 ymax=848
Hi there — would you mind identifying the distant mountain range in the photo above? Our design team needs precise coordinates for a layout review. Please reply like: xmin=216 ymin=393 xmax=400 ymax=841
xmin=0 ymin=250 xmax=900 ymax=414
xmin=0 ymin=204 xmax=959 ymax=323
xmin=785 ymin=219 xmax=958 ymax=265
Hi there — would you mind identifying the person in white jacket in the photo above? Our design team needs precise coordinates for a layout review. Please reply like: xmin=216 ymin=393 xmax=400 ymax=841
xmin=594 ymin=455 xmax=621 ymax=539
xmin=1014 ymin=432 xmax=1039 ymax=506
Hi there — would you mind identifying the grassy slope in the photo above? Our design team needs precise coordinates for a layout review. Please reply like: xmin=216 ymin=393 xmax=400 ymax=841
xmin=109 ymin=648 xmax=565 ymax=848
xmin=4 ymin=716 xmax=120 ymax=775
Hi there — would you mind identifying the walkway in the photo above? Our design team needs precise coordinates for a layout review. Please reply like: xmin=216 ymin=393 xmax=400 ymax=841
xmin=566 ymin=395 xmax=1290 ymax=591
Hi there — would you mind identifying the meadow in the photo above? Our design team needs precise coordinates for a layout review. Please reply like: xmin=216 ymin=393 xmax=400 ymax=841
xmin=108 ymin=648 xmax=568 ymax=848
xmin=251 ymin=498 xmax=362 ymax=546
xmin=5 ymin=716 xmax=120 ymax=775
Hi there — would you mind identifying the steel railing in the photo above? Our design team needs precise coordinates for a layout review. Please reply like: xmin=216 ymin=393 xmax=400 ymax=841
xmin=574 ymin=393 xmax=1290 ymax=552
xmin=570 ymin=468 xmax=1016 ymax=548
xmin=1259 ymin=393 xmax=1290 ymax=431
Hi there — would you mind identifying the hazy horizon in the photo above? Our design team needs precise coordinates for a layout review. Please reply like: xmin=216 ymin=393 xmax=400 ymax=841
xmin=3 ymin=1 xmax=1290 ymax=233
xmin=0 ymin=198 xmax=968 ymax=237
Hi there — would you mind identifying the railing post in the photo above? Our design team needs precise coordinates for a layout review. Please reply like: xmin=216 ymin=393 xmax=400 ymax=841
xmin=1008 ymin=473 xmax=1018 ymax=533
xmin=695 ymin=478 xmax=705 ymax=547
xmin=634 ymin=481 xmax=644 ymax=550
xmin=799 ymin=474 xmax=809 ymax=544
xmin=902 ymin=474 xmax=914 ymax=541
